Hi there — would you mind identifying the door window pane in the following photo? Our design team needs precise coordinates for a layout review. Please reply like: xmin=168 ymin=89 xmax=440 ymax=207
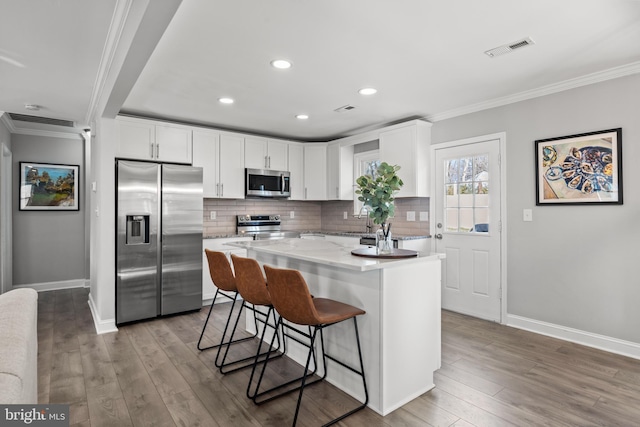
xmin=443 ymin=154 xmax=490 ymax=233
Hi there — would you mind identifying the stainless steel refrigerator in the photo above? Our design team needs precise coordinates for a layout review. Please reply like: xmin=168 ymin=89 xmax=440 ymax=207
xmin=116 ymin=160 xmax=203 ymax=324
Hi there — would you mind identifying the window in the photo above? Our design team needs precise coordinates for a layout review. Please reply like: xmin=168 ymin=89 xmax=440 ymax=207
xmin=444 ymin=154 xmax=489 ymax=233
xmin=353 ymin=150 xmax=380 ymax=215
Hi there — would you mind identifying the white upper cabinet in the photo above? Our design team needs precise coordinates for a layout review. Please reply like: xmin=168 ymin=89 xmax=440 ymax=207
xmin=218 ymin=134 xmax=245 ymax=199
xmin=155 ymin=123 xmax=192 ymax=163
xmin=244 ymin=137 xmax=288 ymax=170
xmin=192 ymin=130 xmax=219 ymax=198
xmin=379 ymin=121 xmax=431 ymax=197
xmin=288 ymin=143 xmax=305 ymax=200
xmin=192 ymin=130 xmax=245 ymax=199
xmin=327 ymin=143 xmax=354 ymax=200
xmin=115 ymin=116 xmax=192 ymax=164
xmin=303 ymin=144 xmax=327 ymax=200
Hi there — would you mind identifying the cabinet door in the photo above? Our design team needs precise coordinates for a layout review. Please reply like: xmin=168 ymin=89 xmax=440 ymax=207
xmin=288 ymin=144 xmax=304 ymax=200
xmin=244 ymin=137 xmax=268 ymax=169
xmin=327 ymin=144 xmax=340 ymax=200
xmin=380 ymin=124 xmax=430 ymax=197
xmin=327 ymin=143 xmax=354 ymax=200
xmin=303 ymin=144 xmax=327 ymax=200
xmin=219 ymin=134 xmax=245 ymax=199
xmin=267 ymin=140 xmax=288 ymax=171
xmin=192 ymin=130 xmax=219 ymax=198
xmin=115 ymin=118 xmax=155 ymax=160
xmin=155 ymin=124 xmax=192 ymax=164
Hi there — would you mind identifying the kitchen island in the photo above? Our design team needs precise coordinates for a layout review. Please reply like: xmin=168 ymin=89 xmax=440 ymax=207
xmin=228 ymin=238 xmax=444 ymax=416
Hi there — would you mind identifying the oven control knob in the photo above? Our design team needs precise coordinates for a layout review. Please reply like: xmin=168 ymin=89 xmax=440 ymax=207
xmin=272 ymin=215 xmax=280 ymax=221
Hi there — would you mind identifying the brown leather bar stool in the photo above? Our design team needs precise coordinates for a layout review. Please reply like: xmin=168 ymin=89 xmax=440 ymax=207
xmin=227 ymin=255 xmax=285 ymax=380
xmin=259 ymin=265 xmax=369 ymax=427
xmin=197 ymin=250 xmax=260 ymax=364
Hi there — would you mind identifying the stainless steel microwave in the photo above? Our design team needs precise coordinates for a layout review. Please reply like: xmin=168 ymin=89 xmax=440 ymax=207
xmin=245 ymin=168 xmax=291 ymax=198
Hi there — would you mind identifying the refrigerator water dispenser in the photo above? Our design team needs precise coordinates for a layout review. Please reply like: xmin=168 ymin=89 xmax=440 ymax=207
xmin=126 ymin=215 xmax=149 ymax=245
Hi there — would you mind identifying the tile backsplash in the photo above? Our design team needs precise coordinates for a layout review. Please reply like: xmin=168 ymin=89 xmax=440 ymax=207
xmin=203 ymin=199 xmax=322 ymax=236
xmin=203 ymin=197 xmax=430 ymax=237
xmin=321 ymin=198 xmax=430 ymax=236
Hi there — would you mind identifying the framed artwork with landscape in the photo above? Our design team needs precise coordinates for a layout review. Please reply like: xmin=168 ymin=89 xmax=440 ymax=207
xmin=19 ymin=162 xmax=79 ymax=211
xmin=535 ymin=128 xmax=622 ymax=205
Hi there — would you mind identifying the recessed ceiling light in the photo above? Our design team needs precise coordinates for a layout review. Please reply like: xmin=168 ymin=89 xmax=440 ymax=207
xmin=296 ymin=114 xmax=309 ymax=120
xmin=271 ymin=59 xmax=292 ymax=69
xmin=358 ymin=87 xmax=377 ymax=95
xmin=218 ymin=97 xmax=234 ymax=104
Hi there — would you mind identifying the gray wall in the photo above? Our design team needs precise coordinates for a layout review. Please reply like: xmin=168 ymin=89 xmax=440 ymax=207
xmin=11 ymin=133 xmax=85 ymax=286
xmin=431 ymin=73 xmax=640 ymax=344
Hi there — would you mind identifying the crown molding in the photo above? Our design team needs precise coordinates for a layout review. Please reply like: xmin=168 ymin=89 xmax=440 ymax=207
xmin=425 ymin=61 xmax=640 ymax=122
xmin=85 ymin=0 xmax=133 ymax=126
xmin=0 ymin=112 xmax=16 ymax=133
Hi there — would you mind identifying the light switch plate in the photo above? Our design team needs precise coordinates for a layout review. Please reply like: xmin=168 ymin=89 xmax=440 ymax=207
xmin=290 ymin=211 xmax=295 ymax=219
xmin=419 ymin=211 xmax=429 ymax=221
xmin=407 ymin=211 xmax=416 ymax=221
xmin=343 ymin=211 xmax=348 ymax=220
xmin=523 ymin=209 xmax=533 ymax=222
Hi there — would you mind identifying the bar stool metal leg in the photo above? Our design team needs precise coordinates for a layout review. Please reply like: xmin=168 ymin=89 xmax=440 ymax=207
xmin=197 ymin=288 xmax=259 ymax=351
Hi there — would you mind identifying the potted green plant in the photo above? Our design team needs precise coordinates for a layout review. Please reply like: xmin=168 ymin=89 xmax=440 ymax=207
xmin=355 ymin=162 xmax=403 ymax=253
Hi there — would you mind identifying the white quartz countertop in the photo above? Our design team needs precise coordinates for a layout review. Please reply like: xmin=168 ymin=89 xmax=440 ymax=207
xmin=226 ymin=238 xmax=444 ymax=272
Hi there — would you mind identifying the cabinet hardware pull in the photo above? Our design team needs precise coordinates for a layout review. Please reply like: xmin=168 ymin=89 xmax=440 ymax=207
xmin=221 ymin=183 xmax=224 ymax=197
xmin=156 ymin=143 xmax=159 ymax=158
xmin=150 ymin=143 xmax=154 ymax=158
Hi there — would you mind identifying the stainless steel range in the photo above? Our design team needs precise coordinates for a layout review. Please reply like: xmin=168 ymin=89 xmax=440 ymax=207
xmin=237 ymin=214 xmax=300 ymax=240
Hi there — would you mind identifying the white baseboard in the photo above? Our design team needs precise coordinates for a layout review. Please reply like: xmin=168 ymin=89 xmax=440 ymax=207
xmin=88 ymin=293 xmax=118 ymax=335
xmin=506 ymin=314 xmax=640 ymax=360
xmin=13 ymin=279 xmax=87 ymax=292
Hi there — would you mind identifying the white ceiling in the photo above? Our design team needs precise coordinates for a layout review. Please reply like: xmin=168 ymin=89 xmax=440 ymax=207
xmin=2 ymin=0 xmax=640 ymax=140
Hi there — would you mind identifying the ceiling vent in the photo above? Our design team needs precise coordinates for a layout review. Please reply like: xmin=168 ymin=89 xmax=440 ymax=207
xmin=485 ymin=37 xmax=535 ymax=58
xmin=8 ymin=113 xmax=75 ymax=128
xmin=334 ymin=104 xmax=356 ymax=113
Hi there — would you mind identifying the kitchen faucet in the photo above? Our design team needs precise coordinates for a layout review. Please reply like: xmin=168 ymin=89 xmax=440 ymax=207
xmin=358 ymin=205 xmax=373 ymax=234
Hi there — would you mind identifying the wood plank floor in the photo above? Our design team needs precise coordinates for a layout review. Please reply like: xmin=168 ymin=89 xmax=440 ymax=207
xmin=37 ymin=288 xmax=640 ymax=426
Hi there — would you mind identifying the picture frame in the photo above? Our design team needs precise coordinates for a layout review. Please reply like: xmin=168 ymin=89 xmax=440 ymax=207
xmin=535 ymin=128 xmax=622 ymax=205
xmin=19 ymin=162 xmax=80 ymax=211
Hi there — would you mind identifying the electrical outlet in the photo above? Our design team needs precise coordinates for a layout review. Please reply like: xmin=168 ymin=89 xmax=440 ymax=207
xmin=210 ymin=211 xmax=216 ymax=220
xmin=290 ymin=211 xmax=295 ymax=219
xmin=407 ymin=211 xmax=416 ymax=221
xmin=343 ymin=211 xmax=348 ymax=220
xmin=419 ymin=211 xmax=429 ymax=221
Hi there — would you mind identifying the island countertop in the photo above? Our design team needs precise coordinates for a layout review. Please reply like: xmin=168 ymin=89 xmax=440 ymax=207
xmin=226 ymin=238 xmax=444 ymax=272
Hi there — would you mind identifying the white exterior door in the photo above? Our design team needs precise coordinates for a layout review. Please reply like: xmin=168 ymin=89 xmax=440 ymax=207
xmin=434 ymin=135 xmax=503 ymax=322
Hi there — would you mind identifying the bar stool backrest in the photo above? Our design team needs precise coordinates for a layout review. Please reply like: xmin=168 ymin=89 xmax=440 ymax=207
xmin=204 ymin=250 xmax=237 ymax=292
xmin=263 ymin=265 xmax=320 ymax=326
xmin=231 ymin=255 xmax=271 ymax=306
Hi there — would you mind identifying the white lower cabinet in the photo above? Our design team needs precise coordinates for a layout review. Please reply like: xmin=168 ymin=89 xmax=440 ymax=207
xmin=202 ymin=238 xmax=251 ymax=302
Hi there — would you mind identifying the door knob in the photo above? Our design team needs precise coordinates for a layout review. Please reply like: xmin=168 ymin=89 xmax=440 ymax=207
xmin=435 ymin=233 xmax=443 ymax=240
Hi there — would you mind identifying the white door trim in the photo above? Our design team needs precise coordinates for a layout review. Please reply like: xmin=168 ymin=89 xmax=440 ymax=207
xmin=430 ymin=132 xmax=508 ymax=323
